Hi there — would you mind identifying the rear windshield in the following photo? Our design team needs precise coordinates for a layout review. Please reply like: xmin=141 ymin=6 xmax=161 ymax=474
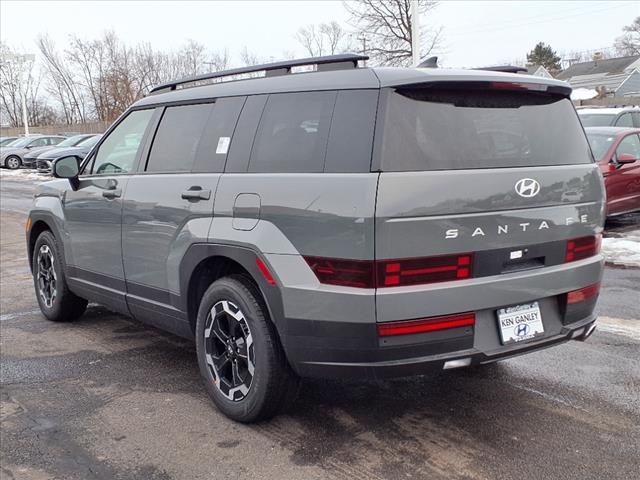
xmin=578 ymin=113 xmax=616 ymax=127
xmin=379 ymin=87 xmax=592 ymax=171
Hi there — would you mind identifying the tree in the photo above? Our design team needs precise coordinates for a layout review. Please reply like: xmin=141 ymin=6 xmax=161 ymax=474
xmin=615 ymin=16 xmax=640 ymax=56
xmin=295 ymin=21 xmax=351 ymax=57
xmin=345 ymin=0 xmax=441 ymax=66
xmin=526 ymin=42 xmax=561 ymax=73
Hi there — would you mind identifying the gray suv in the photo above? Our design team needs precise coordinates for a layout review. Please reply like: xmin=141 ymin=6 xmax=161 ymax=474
xmin=27 ymin=54 xmax=605 ymax=422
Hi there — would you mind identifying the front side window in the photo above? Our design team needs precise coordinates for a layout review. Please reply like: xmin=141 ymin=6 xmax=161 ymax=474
xmin=616 ymin=134 xmax=640 ymax=159
xmin=29 ymin=138 xmax=48 ymax=147
xmin=248 ymin=91 xmax=336 ymax=173
xmin=91 ymin=109 xmax=154 ymax=175
xmin=614 ymin=113 xmax=633 ymax=128
xmin=47 ymin=137 xmax=64 ymax=145
xmin=146 ymin=103 xmax=212 ymax=173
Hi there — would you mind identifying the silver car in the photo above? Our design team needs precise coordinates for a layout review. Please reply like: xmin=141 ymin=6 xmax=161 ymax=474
xmin=1 ymin=135 xmax=66 ymax=169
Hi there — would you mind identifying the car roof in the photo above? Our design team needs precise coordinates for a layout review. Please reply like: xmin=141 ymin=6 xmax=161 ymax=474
xmin=578 ymin=107 xmax=639 ymax=115
xmin=584 ymin=126 xmax=640 ymax=135
xmin=134 ymin=65 xmax=571 ymax=109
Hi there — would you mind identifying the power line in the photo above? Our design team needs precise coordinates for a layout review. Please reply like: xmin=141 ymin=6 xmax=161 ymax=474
xmin=446 ymin=3 xmax=631 ymax=37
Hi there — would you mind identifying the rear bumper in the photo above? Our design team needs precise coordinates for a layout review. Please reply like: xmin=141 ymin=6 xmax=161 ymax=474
xmin=285 ymin=314 xmax=597 ymax=379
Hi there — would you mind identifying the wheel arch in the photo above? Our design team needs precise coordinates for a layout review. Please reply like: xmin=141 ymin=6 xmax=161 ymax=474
xmin=180 ymin=244 xmax=286 ymax=339
xmin=27 ymin=215 xmax=63 ymax=273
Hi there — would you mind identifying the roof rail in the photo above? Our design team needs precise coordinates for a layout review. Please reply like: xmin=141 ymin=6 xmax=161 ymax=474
xmin=474 ymin=65 xmax=528 ymax=74
xmin=148 ymin=53 xmax=369 ymax=94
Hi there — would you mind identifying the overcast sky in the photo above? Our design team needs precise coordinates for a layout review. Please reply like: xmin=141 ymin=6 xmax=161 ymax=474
xmin=1 ymin=1 xmax=638 ymax=68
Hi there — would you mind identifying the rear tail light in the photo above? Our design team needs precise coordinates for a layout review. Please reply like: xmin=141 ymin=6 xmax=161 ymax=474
xmin=567 ymin=282 xmax=600 ymax=304
xmin=376 ymin=253 xmax=473 ymax=287
xmin=303 ymin=257 xmax=375 ymax=288
xmin=303 ymin=253 xmax=473 ymax=289
xmin=565 ymin=234 xmax=601 ymax=262
xmin=377 ymin=312 xmax=475 ymax=337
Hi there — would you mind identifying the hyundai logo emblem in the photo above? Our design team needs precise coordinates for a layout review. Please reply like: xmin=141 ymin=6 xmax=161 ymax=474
xmin=514 ymin=324 xmax=530 ymax=336
xmin=515 ymin=178 xmax=541 ymax=198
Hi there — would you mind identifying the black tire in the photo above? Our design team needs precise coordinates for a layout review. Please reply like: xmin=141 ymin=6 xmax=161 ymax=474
xmin=5 ymin=155 xmax=21 ymax=170
xmin=32 ymin=230 xmax=88 ymax=322
xmin=195 ymin=275 xmax=299 ymax=423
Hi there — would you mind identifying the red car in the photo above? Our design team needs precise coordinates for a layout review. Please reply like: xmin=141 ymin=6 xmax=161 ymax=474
xmin=585 ymin=127 xmax=640 ymax=216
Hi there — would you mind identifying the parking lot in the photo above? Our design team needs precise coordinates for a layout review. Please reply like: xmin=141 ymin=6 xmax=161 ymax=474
xmin=1 ymin=170 xmax=639 ymax=480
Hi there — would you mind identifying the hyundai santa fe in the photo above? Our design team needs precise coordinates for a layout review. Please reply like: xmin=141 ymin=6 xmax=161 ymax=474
xmin=26 ymin=54 xmax=605 ymax=422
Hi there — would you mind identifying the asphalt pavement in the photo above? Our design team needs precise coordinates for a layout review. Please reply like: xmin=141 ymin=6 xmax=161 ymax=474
xmin=1 ymin=172 xmax=639 ymax=480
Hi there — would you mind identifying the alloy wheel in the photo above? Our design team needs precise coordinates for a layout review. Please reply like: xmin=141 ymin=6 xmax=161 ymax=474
xmin=204 ymin=300 xmax=255 ymax=401
xmin=6 ymin=157 xmax=20 ymax=169
xmin=37 ymin=244 xmax=57 ymax=308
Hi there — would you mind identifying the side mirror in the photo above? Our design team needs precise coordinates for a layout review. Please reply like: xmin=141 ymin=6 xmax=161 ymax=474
xmin=53 ymin=156 xmax=80 ymax=190
xmin=616 ymin=153 xmax=637 ymax=165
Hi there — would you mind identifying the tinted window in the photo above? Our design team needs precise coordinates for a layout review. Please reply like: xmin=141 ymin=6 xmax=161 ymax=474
xmin=324 ymin=90 xmax=378 ymax=173
xmin=248 ymin=91 xmax=336 ymax=173
xmin=146 ymin=104 xmax=212 ymax=173
xmin=225 ymin=95 xmax=268 ymax=173
xmin=617 ymin=134 xmax=640 ymax=159
xmin=579 ymin=113 xmax=616 ymax=127
xmin=380 ymin=88 xmax=592 ymax=171
xmin=614 ymin=113 xmax=633 ymax=128
xmin=91 ymin=109 xmax=154 ymax=175
xmin=192 ymin=96 xmax=245 ymax=173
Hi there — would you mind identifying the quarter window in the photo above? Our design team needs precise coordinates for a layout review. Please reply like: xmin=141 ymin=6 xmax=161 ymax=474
xmin=146 ymin=104 xmax=212 ymax=173
xmin=91 ymin=109 xmax=154 ymax=175
xmin=248 ymin=91 xmax=336 ymax=173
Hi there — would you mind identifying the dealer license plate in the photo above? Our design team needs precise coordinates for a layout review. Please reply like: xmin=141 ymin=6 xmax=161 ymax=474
xmin=497 ymin=302 xmax=544 ymax=345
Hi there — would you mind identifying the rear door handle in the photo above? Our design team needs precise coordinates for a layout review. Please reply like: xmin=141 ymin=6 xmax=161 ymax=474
xmin=102 ymin=189 xmax=121 ymax=199
xmin=181 ymin=186 xmax=211 ymax=201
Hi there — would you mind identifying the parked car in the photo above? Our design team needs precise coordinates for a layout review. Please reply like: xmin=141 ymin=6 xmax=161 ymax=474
xmin=36 ymin=134 xmax=102 ymax=174
xmin=0 ymin=135 xmax=66 ymax=169
xmin=27 ymin=54 xmax=605 ymax=423
xmin=585 ymin=126 xmax=640 ymax=216
xmin=22 ymin=134 xmax=98 ymax=169
xmin=578 ymin=107 xmax=640 ymax=128
xmin=0 ymin=136 xmax=19 ymax=146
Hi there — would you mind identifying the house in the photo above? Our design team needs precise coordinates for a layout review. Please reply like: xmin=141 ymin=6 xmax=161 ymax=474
xmin=525 ymin=64 xmax=553 ymax=78
xmin=556 ymin=55 xmax=640 ymax=97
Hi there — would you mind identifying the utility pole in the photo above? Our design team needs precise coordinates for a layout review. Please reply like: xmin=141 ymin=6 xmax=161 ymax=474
xmin=411 ymin=0 xmax=420 ymax=67
xmin=358 ymin=34 xmax=367 ymax=66
xmin=1 ymin=53 xmax=35 ymax=135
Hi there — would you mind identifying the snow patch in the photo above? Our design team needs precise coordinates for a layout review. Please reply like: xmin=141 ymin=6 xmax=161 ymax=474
xmin=0 ymin=168 xmax=47 ymax=182
xmin=602 ymin=231 xmax=640 ymax=268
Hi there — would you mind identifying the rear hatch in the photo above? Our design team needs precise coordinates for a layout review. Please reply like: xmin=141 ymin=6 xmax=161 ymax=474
xmin=374 ymin=80 xmax=605 ymax=324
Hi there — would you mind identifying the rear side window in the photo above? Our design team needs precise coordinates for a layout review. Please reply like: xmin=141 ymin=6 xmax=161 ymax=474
xmin=192 ymin=96 xmax=245 ymax=173
xmin=146 ymin=103 xmax=213 ymax=173
xmin=324 ymin=90 xmax=378 ymax=173
xmin=379 ymin=87 xmax=592 ymax=171
xmin=248 ymin=91 xmax=336 ymax=173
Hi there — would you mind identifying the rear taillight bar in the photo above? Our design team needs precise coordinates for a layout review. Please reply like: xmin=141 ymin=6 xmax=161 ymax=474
xmin=378 ymin=312 xmax=476 ymax=337
xmin=303 ymin=253 xmax=473 ymax=289
xmin=565 ymin=234 xmax=601 ymax=263
xmin=377 ymin=253 xmax=473 ymax=287
xmin=567 ymin=282 xmax=600 ymax=305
